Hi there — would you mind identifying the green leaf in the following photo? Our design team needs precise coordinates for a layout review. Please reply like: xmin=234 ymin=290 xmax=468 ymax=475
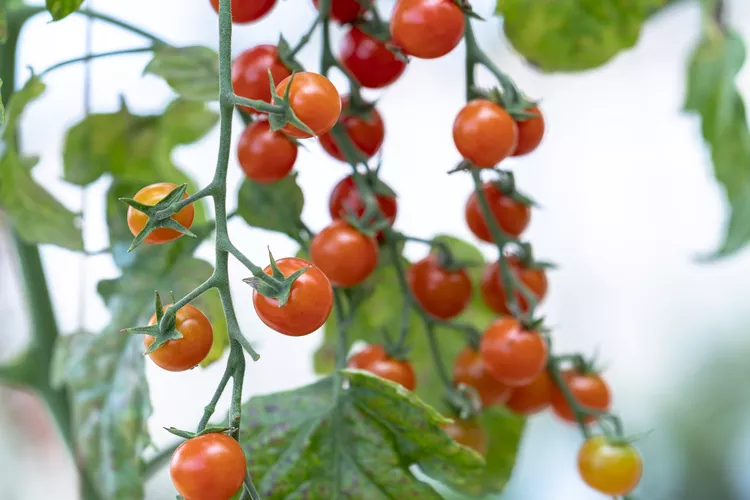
xmin=46 ymin=0 xmax=84 ymax=21
xmin=240 ymin=369 xmax=484 ymax=499
xmin=0 ymin=10 xmax=6 ymax=45
xmin=237 ymin=173 xmax=304 ymax=238
xmin=145 ymin=45 xmax=219 ymax=101
xmin=497 ymin=0 xmax=667 ymax=72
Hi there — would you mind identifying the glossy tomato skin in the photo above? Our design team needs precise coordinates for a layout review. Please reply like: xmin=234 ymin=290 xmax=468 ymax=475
xmin=391 ymin=0 xmax=465 ymax=59
xmin=253 ymin=257 xmax=333 ymax=336
xmin=310 ymin=220 xmax=379 ymax=287
xmin=340 ymin=27 xmax=407 ymax=88
xmin=209 ymin=0 xmax=276 ymax=23
xmin=329 ymin=176 xmax=398 ymax=229
xmin=465 ymin=183 xmax=530 ymax=242
xmin=237 ymin=120 xmax=298 ymax=183
xmin=442 ymin=419 xmax=487 ymax=455
xmin=348 ymin=345 xmax=416 ymax=391
xmin=408 ymin=254 xmax=472 ymax=320
xmin=170 ymin=433 xmax=246 ymax=500
xmin=480 ymin=318 xmax=548 ymax=387
xmin=145 ymin=304 xmax=214 ymax=371
xmin=551 ymin=370 xmax=611 ymax=423
xmin=312 ymin=0 xmax=364 ymax=23
xmin=232 ymin=45 xmax=291 ymax=110
xmin=513 ymin=105 xmax=545 ymax=156
xmin=578 ymin=437 xmax=643 ymax=496
xmin=480 ymin=257 xmax=548 ymax=315
xmin=506 ymin=370 xmax=552 ymax=415
xmin=319 ymin=98 xmax=385 ymax=162
xmin=453 ymin=347 xmax=510 ymax=407
xmin=453 ymin=99 xmax=518 ymax=167
xmin=275 ymin=72 xmax=341 ymax=138
xmin=127 ymin=183 xmax=195 ymax=245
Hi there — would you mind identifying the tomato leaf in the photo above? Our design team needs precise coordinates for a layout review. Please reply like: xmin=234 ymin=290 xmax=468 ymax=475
xmin=145 ymin=45 xmax=220 ymax=102
xmin=46 ymin=0 xmax=84 ymax=21
xmin=496 ymin=0 xmax=666 ymax=72
xmin=237 ymin=173 xmax=305 ymax=238
xmin=240 ymin=369 xmax=484 ymax=499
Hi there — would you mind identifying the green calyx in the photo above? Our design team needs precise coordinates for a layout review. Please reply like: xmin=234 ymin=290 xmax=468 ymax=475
xmin=164 ymin=426 xmax=236 ymax=440
xmin=122 ymin=292 xmax=183 ymax=355
xmin=445 ymin=383 xmax=482 ymax=420
xmin=471 ymin=85 xmax=538 ymax=119
xmin=454 ymin=0 xmax=484 ymax=21
xmin=266 ymin=70 xmax=315 ymax=136
xmin=276 ymin=35 xmax=305 ymax=73
xmin=242 ymin=248 xmax=309 ymax=307
xmin=491 ymin=171 xmax=538 ymax=207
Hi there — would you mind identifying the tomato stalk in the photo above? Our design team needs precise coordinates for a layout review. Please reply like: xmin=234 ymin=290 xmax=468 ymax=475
xmin=38 ymin=46 xmax=157 ymax=77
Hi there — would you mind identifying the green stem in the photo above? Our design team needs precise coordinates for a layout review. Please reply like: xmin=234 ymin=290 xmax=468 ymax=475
xmin=229 ymin=94 xmax=286 ymax=114
xmin=76 ymin=9 xmax=169 ymax=47
xmin=197 ymin=357 xmax=235 ymax=431
xmin=333 ymin=289 xmax=349 ymax=369
xmin=39 ymin=47 xmax=155 ymax=77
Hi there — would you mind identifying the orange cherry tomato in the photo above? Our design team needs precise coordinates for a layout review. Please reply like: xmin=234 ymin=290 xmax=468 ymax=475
xmin=512 ymin=105 xmax=545 ymax=156
xmin=453 ymin=347 xmax=510 ymax=407
xmin=453 ymin=99 xmax=518 ymax=167
xmin=442 ymin=418 xmax=487 ymax=455
xmin=232 ymin=45 xmax=291 ymax=110
xmin=319 ymin=97 xmax=385 ymax=162
xmin=407 ymin=254 xmax=472 ymax=320
xmin=506 ymin=370 xmax=552 ymax=415
xmin=237 ymin=119 xmax=298 ymax=183
xmin=127 ymin=182 xmax=195 ymax=245
xmin=465 ymin=182 xmax=530 ymax=242
xmin=310 ymin=220 xmax=379 ymax=287
xmin=340 ymin=27 xmax=407 ymax=89
xmin=275 ymin=72 xmax=342 ymax=138
xmin=348 ymin=344 xmax=416 ymax=391
xmin=145 ymin=304 xmax=214 ymax=371
xmin=550 ymin=370 xmax=611 ymax=424
xmin=480 ymin=257 xmax=548 ymax=315
xmin=170 ymin=433 xmax=246 ymax=500
xmin=480 ymin=318 xmax=548 ymax=387
xmin=578 ymin=436 xmax=643 ymax=496
xmin=391 ymin=0 xmax=465 ymax=59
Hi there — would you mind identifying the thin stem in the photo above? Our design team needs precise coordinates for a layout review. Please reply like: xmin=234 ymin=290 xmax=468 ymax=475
xmin=225 ymin=241 xmax=263 ymax=276
xmin=242 ymin=476 xmax=262 ymax=500
xmin=76 ymin=9 xmax=169 ymax=47
xmin=166 ymin=184 xmax=215 ymax=214
xmin=290 ymin=14 xmax=321 ymax=57
xmin=547 ymin=360 xmax=592 ymax=438
xmin=333 ymin=289 xmax=349 ymax=369
xmin=170 ymin=276 xmax=216 ymax=312
xmin=229 ymin=94 xmax=286 ymax=114
xmin=425 ymin=321 xmax=453 ymax=389
xmin=463 ymin=17 xmax=520 ymax=102
xmin=228 ymin=345 xmax=246 ymax=439
xmin=39 ymin=47 xmax=154 ymax=77
xmin=197 ymin=357 xmax=235 ymax=431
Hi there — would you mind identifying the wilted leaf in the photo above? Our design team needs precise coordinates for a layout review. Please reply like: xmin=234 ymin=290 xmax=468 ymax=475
xmin=46 ymin=0 xmax=84 ymax=21
xmin=145 ymin=45 xmax=219 ymax=101
xmin=237 ymin=173 xmax=304 ymax=238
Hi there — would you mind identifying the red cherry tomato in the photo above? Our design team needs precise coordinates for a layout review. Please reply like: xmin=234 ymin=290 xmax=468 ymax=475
xmin=170 ymin=433 xmax=246 ymax=500
xmin=127 ymin=183 xmax=195 ymax=245
xmin=348 ymin=344 xmax=416 ymax=390
xmin=232 ymin=45 xmax=291 ymax=111
xmin=390 ymin=0 xmax=465 ymax=59
xmin=319 ymin=98 xmax=385 ymax=162
xmin=310 ymin=220 xmax=379 ymax=287
xmin=312 ymin=0 xmax=364 ymax=23
xmin=252 ymin=257 xmax=333 ymax=336
xmin=453 ymin=99 xmax=518 ymax=167
xmin=407 ymin=254 xmax=472 ymax=320
xmin=506 ymin=370 xmax=552 ymax=415
xmin=145 ymin=304 xmax=214 ymax=372
xmin=275 ymin=72 xmax=342 ymax=138
xmin=453 ymin=347 xmax=510 ymax=407
xmin=329 ymin=175 xmax=398 ymax=230
xmin=209 ymin=0 xmax=276 ymax=23
xmin=480 ymin=318 xmax=548 ymax=387
xmin=340 ymin=27 xmax=407 ymax=89
xmin=513 ymin=105 xmax=545 ymax=156
xmin=465 ymin=182 xmax=530 ymax=242
xmin=442 ymin=418 xmax=487 ymax=455
xmin=480 ymin=257 xmax=548 ymax=315
xmin=578 ymin=436 xmax=643 ymax=496
xmin=551 ymin=370 xmax=611 ymax=424
xmin=237 ymin=119 xmax=298 ymax=183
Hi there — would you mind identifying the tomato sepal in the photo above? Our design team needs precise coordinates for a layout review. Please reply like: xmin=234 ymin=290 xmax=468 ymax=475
xmin=454 ymin=0 xmax=485 ymax=20
xmin=266 ymin=70 xmax=316 ymax=137
xmin=122 ymin=292 xmax=184 ymax=354
xmin=164 ymin=426 xmax=237 ymax=440
xmin=242 ymin=248 xmax=311 ymax=307
xmin=276 ymin=34 xmax=305 ymax=73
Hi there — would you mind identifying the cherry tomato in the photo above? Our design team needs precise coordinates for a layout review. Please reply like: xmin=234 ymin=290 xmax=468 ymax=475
xmin=237 ymin=119 xmax=298 ymax=183
xmin=453 ymin=347 xmax=510 ymax=407
xmin=127 ymin=182 xmax=195 ymax=245
xmin=390 ymin=0 xmax=465 ymax=59
xmin=551 ymin=370 xmax=611 ymax=424
xmin=348 ymin=344 xmax=416 ymax=390
xmin=407 ymin=254 xmax=472 ymax=320
xmin=340 ymin=27 xmax=407 ymax=89
xmin=442 ymin=418 xmax=487 ymax=455
xmin=209 ymin=0 xmax=276 ymax=23
xmin=480 ymin=318 xmax=548 ymax=387
xmin=513 ymin=105 xmax=545 ymax=156
xmin=329 ymin=175 xmax=398 ymax=230
xmin=145 ymin=304 xmax=214 ymax=371
xmin=310 ymin=220 xmax=379 ymax=287
xmin=480 ymin=257 xmax=548 ymax=315
xmin=275 ymin=72 xmax=341 ymax=138
xmin=465 ymin=182 xmax=530 ymax=242
xmin=232 ymin=45 xmax=291 ymax=110
xmin=578 ymin=436 xmax=643 ymax=496
xmin=505 ymin=370 xmax=552 ymax=415
xmin=312 ymin=0 xmax=364 ymax=23
xmin=453 ymin=99 xmax=518 ymax=167
xmin=319 ymin=97 xmax=385 ymax=162
xmin=253 ymin=257 xmax=333 ymax=336
xmin=170 ymin=433 xmax=246 ymax=500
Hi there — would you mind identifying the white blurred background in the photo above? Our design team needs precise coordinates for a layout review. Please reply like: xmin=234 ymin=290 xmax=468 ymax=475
xmin=3 ymin=0 xmax=750 ymax=498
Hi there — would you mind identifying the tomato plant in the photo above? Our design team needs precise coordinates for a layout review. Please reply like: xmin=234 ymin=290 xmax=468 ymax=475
xmin=348 ymin=345 xmax=417 ymax=391
xmin=578 ymin=436 xmax=643 ymax=496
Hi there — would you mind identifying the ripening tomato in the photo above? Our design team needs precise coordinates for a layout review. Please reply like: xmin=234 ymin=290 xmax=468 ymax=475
xmin=453 ymin=99 xmax=518 ymax=167
xmin=170 ymin=433 xmax=246 ymax=500
xmin=329 ymin=175 xmax=398 ymax=229
xmin=348 ymin=344 xmax=416 ymax=390
xmin=551 ymin=370 xmax=611 ymax=424
xmin=209 ymin=0 xmax=276 ymax=23
xmin=513 ymin=105 xmax=545 ymax=156
xmin=127 ymin=182 xmax=195 ymax=245
xmin=340 ymin=27 xmax=407 ymax=88
xmin=453 ymin=347 xmax=510 ymax=407
xmin=252 ymin=257 xmax=333 ymax=336
xmin=407 ymin=254 xmax=472 ymax=320
xmin=480 ymin=318 xmax=548 ymax=387
xmin=310 ymin=220 xmax=378 ymax=287
xmin=390 ymin=0 xmax=465 ymax=59
xmin=319 ymin=98 xmax=385 ymax=162
xmin=232 ymin=45 xmax=291 ymax=110
xmin=465 ymin=182 xmax=530 ymax=242
xmin=145 ymin=304 xmax=214 ymax=371
xmin=480 ymin=257 xmax=548 ymax=315
xmin=312 ymin=0 xmax=364 ymax=23
xmin=237 ymin=120 xmax=298 ymax=183
xmin=442 ymin=418 xmax=487 ymax=455
xmin=506 ymin=370 xmax=552 ymax=415
xmin=578 ymin=437 xmax=643 ymax=496
xmin=275 ymin=72 xmax=341 ymax=138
